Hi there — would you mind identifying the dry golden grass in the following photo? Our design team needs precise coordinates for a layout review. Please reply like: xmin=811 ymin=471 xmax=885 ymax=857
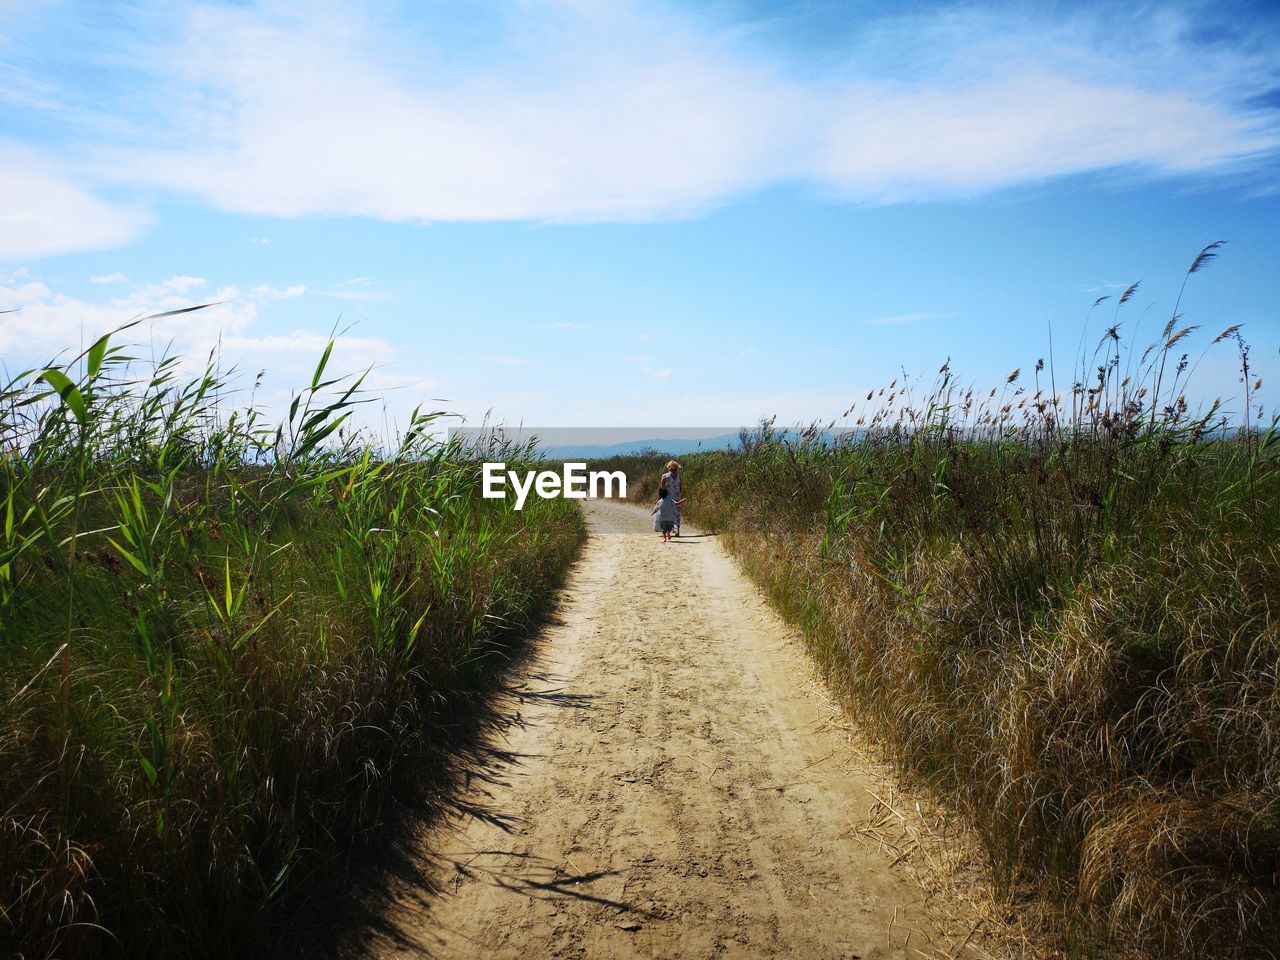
xmin=594 ymin=247 xmax=1279 ymax=959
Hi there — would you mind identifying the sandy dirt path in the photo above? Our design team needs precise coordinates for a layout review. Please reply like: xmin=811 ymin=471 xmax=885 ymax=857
xmin=366 ymin=500 xmax=938 ymax=959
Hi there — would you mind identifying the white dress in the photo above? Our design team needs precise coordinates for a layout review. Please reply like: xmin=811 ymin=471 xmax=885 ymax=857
xmin=661 ymin=472 xmax=682 ymax=528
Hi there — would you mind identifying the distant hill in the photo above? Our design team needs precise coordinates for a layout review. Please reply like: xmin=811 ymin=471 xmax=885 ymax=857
xmin=537 ymin=433 xmax=742 ymax=459
xmin=537 ymin=428 xmax=869 ymax=459
xmin=452 ymin=427 xmax=868 ymax=460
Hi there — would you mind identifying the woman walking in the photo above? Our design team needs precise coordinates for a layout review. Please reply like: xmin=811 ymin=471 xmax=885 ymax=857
xmin=660 ymin=460 xmax=683 ymax=536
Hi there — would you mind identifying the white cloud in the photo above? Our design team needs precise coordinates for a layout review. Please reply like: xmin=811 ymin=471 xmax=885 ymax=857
xmin=0 ymin=144 xmax=149 ymax=261
xmin=814 ymin=72 xmax=1270 ymax=201
xmin=150 ymin=276 xmax=207 ymax=294
xmin=0 ymin=265 xmax=428 ymax=432
xmin=107 ymin=2 xmax=797 ymax=223
xmin=0 ymin=1 xmax=1276 ymax=260
xmin=0 ymin=272 xmax=387 ymax=401
xmin=654 ymin=368 xmax=673 ymax=382
xmin=90 ymin=272 xmax=129 ymax=285
xmin=2 ymin=273 xmax=225 ymax=364
xmin=249 ymin=283 xmax=306 ymax=300
xmin=86 ymin=1 xmax=1279 ymax=226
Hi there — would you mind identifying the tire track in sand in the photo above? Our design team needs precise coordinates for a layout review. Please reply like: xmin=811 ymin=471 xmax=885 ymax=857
xmin=366 ymin=500 xmax=938 ymax=959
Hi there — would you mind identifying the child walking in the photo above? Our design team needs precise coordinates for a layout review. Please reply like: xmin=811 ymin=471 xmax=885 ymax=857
xmin=651 ymin=487 xmax=685 ymax=542
xmin=661 ymin=460 xmax=683 ymax=536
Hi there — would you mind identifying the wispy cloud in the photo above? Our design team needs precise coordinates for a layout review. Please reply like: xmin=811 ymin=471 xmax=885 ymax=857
xmin=549 ymin=322 xmax=586 ymax=330
xmin=1 ymin=1 xmax=1277 ymax=259
xmin=136 ymin=4 xmax=1280 ymax=210
xmin=90 ymin=272 xmax=128 ymax=285
xmin=0 ymin=143 xmax=149 ymax=260
xmin=249 ymin=284 xmax=306 ymax=300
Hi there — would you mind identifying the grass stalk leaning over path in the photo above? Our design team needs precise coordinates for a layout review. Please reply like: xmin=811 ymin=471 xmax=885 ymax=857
xmin=0 ymin=325 xmax=584 ymax=959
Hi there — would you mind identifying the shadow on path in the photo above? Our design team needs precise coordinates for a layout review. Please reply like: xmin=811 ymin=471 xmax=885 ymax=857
xmin=265 ymin=626 xmax=609 ymax=960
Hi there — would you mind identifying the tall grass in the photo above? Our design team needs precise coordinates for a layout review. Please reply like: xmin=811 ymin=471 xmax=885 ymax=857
xmin=0 ymin=322 xmax=583 ymax=958
xmin=603 ymin=246 xmax=1279 ymax=958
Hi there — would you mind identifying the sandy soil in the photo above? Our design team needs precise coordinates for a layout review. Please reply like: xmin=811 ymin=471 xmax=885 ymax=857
xmin=365 ymin=500 xmax=944 ymax=959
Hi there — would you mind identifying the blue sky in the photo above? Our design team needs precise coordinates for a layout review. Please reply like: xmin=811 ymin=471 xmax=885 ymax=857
xmin=2 ymin=0 xmax=1278 ymax=431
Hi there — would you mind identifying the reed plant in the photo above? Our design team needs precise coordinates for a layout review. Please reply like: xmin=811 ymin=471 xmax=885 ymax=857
xmin=602 ymin=245 xmax=1279 ymax=958
xmin=0 ymin=322 xmax=583 ymax=958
